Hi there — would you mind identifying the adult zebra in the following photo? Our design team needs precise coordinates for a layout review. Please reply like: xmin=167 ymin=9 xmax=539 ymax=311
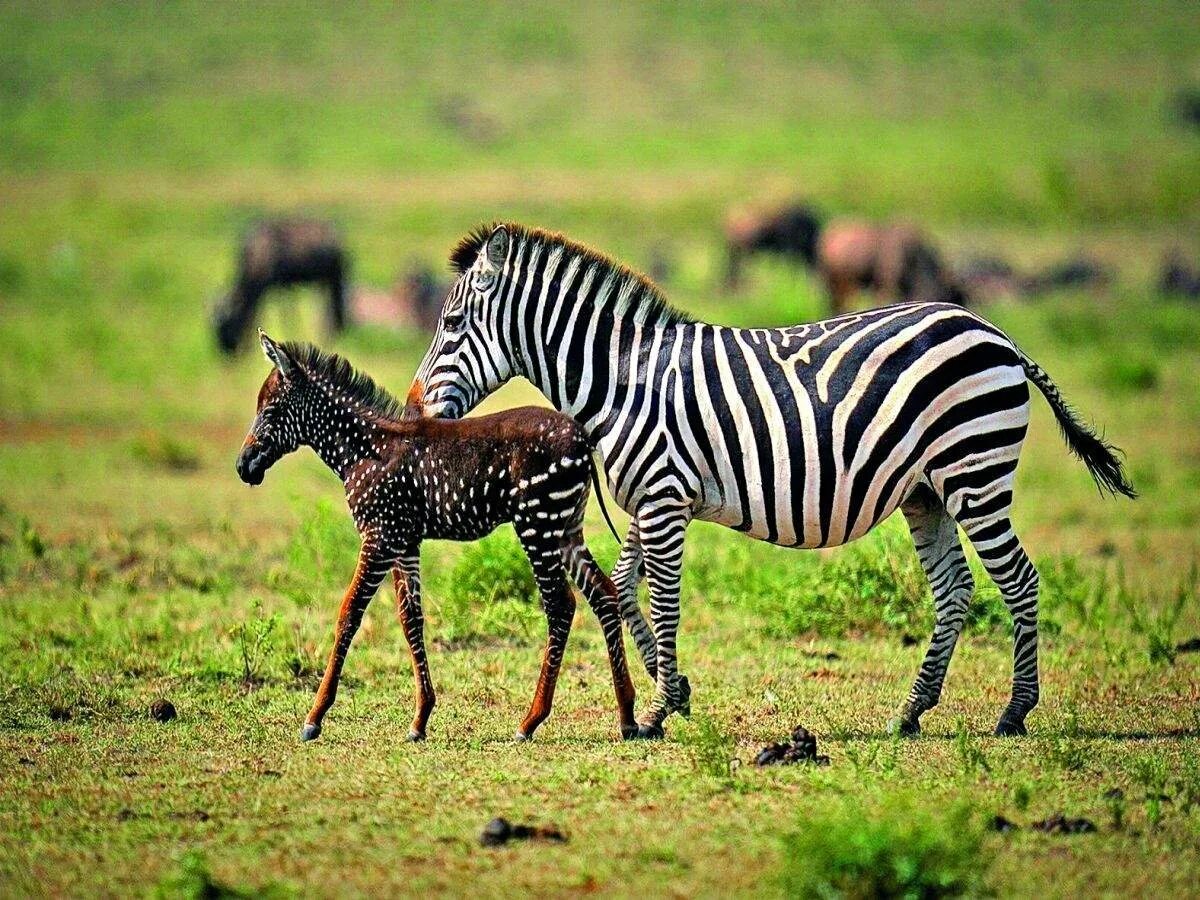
xmin=407 ymin=223 xmax=1135 ymax=739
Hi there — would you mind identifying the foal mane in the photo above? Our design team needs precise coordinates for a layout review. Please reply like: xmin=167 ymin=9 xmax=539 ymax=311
xmin=281 ymin=342 xmax=403 ymax=421
xmin=449 ymin=222 xmax=695 ymax=327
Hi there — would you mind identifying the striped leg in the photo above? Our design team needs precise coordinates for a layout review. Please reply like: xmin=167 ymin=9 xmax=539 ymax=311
xmin=515 ymin=527 xmax=576 ymax=740
xmin=893 ymin=486 xmax=974 ymax=736
xmin=566 ymin=541 xmax=638 ymax=739
xmin=610 ymin=520 xmax=657 ymax=678
xmin=393 ymin=553 xmax=435 ymax=742
xmin=302 ymin=542 xmax=391 ymax=741
xmin=635 ymin=500 xmax=692 ymax=738
xmin=960 ymin=511 xmax=1040 ymax=736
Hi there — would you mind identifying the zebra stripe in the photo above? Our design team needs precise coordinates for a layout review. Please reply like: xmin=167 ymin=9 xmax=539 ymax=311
xmin=411 ymin=223 xmax=1134 ymax=737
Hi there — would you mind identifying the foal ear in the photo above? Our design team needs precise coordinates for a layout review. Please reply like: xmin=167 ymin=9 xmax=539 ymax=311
xmin=259 ymin=330 xmax=298 ymax=381
xmin=485 ymin=226 xmax=509 ymax=269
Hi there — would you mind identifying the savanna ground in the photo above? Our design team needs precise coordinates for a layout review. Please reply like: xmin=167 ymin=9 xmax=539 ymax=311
xmin=1 ymin=2 xmax=1199 ymax=896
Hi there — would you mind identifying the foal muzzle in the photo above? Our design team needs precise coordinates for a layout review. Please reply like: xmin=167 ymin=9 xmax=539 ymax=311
xmin=236 ymin=439 xmax=277 ymax=486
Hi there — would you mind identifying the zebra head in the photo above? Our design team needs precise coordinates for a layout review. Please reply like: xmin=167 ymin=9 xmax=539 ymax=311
xmin=408 ymin=224 xmax=515 ymax=419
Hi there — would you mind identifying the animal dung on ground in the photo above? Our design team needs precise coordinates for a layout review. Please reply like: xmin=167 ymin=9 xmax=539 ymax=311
xmin=479 ymin=817 xmax=567 ymax=847
xmin=989 ymin=814 xmax=1019 ymax=833
xmin=1031 ymin=813 xmax=1097 ymax=835
xmin=753 ymin=725 xmax=830 ymax=767
xmin=148 ymin=698 xmax=177 ymax=723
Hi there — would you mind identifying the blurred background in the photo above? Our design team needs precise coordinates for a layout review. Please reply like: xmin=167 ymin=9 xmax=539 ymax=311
xmin=1 ymin=0 xmax=1197 ymax=571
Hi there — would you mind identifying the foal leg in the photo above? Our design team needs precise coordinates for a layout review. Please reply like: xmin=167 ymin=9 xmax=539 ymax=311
xmin=302 ymin=543 xmax=390 ymax=741
xmin=515 ymin=527 xmax=576 ymax=740
xmin=565 ymin=540 xmax=638 ymax=739
xmin=393 ymin=551 xmax=435 ymax=741
xmin=891 ymin=485 xmax=974 ymax=737
xmin=635 ymin=499 xmax=693 ymax=738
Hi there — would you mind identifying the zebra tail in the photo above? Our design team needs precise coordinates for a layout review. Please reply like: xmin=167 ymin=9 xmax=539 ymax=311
xmin=1018 ymin=350 xmax=1137 ymax=498
xmin=587 ymin=453 xmax=624 ymax=543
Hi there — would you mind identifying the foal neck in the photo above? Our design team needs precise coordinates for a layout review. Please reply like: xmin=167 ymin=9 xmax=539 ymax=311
xmin=301 ymin=384 xmax=399 ymax=482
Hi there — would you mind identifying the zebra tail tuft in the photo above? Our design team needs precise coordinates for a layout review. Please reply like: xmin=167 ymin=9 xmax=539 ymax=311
xmin=1019 ymin=350 xmax=1137 ymax=499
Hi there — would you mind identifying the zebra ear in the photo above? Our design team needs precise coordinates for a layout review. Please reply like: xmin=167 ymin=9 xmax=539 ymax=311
xmin=259 ymin=330 xmax=297 ymax=381
xmin=485 ymin=226 xmax=508 ymax=268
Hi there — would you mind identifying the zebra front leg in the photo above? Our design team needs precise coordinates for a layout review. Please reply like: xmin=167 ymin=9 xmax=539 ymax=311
xmin=960 ymin=512 xmax=1040 ymax=736
xmin=302 ymin=541 xmax=390 ymax=742
xmin=393 ymin=553 xmax=435 ymax=742
xmin=516 ymin=531 xmax=576 ymax=740
xmin=891 ymin=487 xmax=974 ymax=737
xmin=635 ymin=503 xmax=692 ymax=738
xmin=567 ymin=543 xmax=638 ymax=740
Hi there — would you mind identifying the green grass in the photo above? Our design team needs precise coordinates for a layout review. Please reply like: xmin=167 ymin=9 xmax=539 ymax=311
xmin=2 ymin=1 xmax=1199 ymax=896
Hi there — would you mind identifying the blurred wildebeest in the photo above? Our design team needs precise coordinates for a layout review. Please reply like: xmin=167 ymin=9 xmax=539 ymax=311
xmin=1158 ymin=250 xmax=1200 ymax=300
xmin=958 ymin=253 xmax=1110 ymax=301
xmin=724 ymin=203 xmax=821 ymax=290
xmin=352 ymin=265 xmax=448 ymax=332
xmin=213 ymin=219 xmax=349 ymax=354
xmin=817 ymin=220 xmax=968 ymax=314
xmin=724 ymin=204 xmax=966 ymax=314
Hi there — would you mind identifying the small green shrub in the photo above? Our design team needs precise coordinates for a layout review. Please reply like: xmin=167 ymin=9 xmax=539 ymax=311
xmin=285 ymin=500 xmax=360 ymax=597
xmin=678 ymin=713 xmax=736 ymax=782
xmin=779 ymin=798 xmax=988 ymax=899
xmin=430 ymin=530 xmax=543 ymax=648
xmin=448 ymin=529 xmax=537 ymax=605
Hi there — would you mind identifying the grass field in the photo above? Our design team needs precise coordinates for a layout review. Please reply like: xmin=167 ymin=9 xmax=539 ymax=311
xmin=2 ymin=2 xmax=1199 ymax=896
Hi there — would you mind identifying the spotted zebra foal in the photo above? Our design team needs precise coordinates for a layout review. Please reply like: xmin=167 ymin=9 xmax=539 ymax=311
xmin=235 ymin=331 xmax=636 ymax=742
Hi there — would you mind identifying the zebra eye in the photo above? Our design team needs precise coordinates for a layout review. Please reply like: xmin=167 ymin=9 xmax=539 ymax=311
xmin=444 ymin=308 xmax=466 ymax=331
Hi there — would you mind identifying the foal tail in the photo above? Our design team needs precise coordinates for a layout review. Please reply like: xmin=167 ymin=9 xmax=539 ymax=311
xmin=587 ymin=453 xmax=624 ymax=543
xmin=1018 ymin=349 xmax=1137 ymax=498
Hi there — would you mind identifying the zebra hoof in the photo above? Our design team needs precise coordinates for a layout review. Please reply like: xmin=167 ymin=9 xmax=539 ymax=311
xmin=621 ymin=724 xmax=639 ymax=741
xmin=300 ymin=722 xmax=321 ymax=742
xmin=407 ymin=729 xmax=426 ymax=743
xmin=634 ymin=722 xmax=665 ymax=740
xmin=994 ymin=717 xmax=1027 ymax=737
xmin=888 ymin=717 xmax=921 ymax=738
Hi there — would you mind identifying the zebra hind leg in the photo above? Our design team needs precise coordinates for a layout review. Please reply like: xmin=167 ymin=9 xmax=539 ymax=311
xmin=610 ymin=528 xmax=691 ymax=715
xmin=891 ymin=486 xmax=974 ymax=737
xmin=960 ymin=512 xmax=1040 ymax=736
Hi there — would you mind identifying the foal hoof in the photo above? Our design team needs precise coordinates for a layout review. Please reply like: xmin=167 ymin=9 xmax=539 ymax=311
xmin=634 ymin=722 xmax=665 ymax=740
xmin=994 ymin=717 xmax=1028 ymax=737
xmin=300 ymin=722 xmax=321 ymax=742
xmin=406 ymin=729 xmax=426 ymax=743
xmin=620 ymin=724 xmax=640 ymax=741
xmin=888 ymin=717 xmax=921 ymax=738
xmin=514 ymin=730 xmax=532 ymax=742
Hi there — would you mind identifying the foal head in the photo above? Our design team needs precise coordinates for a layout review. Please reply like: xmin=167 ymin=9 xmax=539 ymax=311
xmin=236 ymin=332 xmax=308 ymax=485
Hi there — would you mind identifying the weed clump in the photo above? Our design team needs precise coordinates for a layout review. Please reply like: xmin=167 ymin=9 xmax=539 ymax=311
xmin=779 ymin=799 xmax=987 ymax=898
xmin=678 ymin=713 xmax=737 ymax=782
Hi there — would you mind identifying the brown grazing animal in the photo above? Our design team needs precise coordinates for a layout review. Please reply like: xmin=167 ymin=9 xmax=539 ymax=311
xmin=723 ymin=204 xmax=966 ymax=313
xmin=817 ymin=220 xmax=967 ymax=315
xmin=214 ymin=219 xmax=349 ymax=354
xmin=236 ymin=332 xmax=636 ymax=742
xmin=723 ymin=203 xmax=822 ymax=290
xmin=351 ymin=265 xmax=448 ymax=332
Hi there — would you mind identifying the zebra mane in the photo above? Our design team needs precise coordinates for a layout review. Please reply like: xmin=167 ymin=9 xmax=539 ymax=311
xmin=449 ymin=222 xmax=695 ymax=326
xmin=280 ymin=341 xmax=403 ymax=421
